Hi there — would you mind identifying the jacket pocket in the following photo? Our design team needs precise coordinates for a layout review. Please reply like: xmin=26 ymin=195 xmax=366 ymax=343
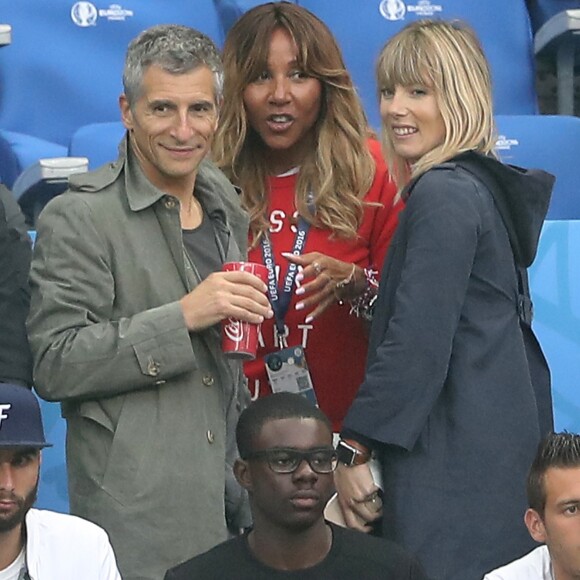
xmin=70 ymin=393 xmax=158 ymax=506
xmin=100 ymin=390 xmax=158 ymax=505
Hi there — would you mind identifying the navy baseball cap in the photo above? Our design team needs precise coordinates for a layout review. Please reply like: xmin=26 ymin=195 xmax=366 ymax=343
xmin=0 ymin=384 xmax=52 ymax=448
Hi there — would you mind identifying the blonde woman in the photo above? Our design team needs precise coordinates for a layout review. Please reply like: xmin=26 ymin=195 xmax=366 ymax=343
xmin=213 ymin=2 xmax=401 ymax=431
xmin=334 ymin=20 xmax=554 ymax=580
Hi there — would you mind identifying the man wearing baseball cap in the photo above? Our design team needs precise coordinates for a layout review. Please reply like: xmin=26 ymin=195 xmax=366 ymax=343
xmin=0 ymin=383 xmax=121 ymax=579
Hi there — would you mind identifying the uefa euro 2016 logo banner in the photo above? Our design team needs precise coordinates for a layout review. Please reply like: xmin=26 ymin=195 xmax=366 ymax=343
xmin=379 ymin=0 xmax=443 ymax=21
xmin=71 ymin=2 xmax=134 ymax=27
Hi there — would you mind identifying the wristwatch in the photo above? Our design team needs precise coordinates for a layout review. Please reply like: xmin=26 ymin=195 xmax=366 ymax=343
xmin=336 ymin=439 xmax=371 ymax=467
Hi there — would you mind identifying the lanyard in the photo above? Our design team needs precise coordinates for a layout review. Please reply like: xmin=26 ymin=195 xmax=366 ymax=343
xmin=261 ymin=212 xmax=312 ymax=346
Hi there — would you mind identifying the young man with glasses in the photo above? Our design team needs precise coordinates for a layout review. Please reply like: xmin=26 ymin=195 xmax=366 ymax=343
xmin=165 ymin=392 xmax=426 ymax=579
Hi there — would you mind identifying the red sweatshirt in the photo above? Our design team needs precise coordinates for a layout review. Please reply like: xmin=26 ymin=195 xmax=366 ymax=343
xmin=245 ymin=139 xmax=402 ymax=430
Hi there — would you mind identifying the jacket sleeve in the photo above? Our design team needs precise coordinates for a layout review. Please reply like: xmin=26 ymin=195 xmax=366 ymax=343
xmin=27 ymin=194 xmax=197 ymax=402
xmin=224 ymin=363 xmax=252 ymax=532
xmin=343 ymin=169 xmax=485 ymax=450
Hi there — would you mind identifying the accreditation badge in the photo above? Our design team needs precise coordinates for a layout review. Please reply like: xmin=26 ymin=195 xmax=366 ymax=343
xmin=264 ymin=346 xmax=318 ymax=406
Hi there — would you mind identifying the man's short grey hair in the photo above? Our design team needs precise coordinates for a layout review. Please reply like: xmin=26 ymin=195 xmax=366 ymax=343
xmin=123 ymin=24 xmax=223 ymax=107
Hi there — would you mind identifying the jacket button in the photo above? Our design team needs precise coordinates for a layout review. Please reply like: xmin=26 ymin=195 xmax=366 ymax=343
xmin=202 ymin=374 xmax=214 ymax=387
xmin=164 ymin=197 xmax=177 ymax=209
xmin=147 ymin=360 xmax=160 ymax=377
xmin=207 ymin=430 xmax=215 ymax=444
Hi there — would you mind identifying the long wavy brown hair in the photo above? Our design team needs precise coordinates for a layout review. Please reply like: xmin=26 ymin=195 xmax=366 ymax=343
xmin=213 ymin=2 xmax=375 ymax=245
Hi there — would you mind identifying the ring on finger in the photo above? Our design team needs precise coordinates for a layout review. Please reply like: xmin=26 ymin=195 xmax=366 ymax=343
xmin=312 ymin=261 xmax=322 ymax=275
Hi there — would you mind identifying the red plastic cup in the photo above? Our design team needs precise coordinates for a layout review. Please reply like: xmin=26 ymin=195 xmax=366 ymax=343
xmin=221 ymin=261 xmax=269 ymax=360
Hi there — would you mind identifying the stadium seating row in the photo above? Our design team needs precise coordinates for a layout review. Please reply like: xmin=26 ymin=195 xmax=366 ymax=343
xmin=7 ymin=113 xmax=580 ymax=224
xmin=0 ymin=0 xmax=538 ymax=145
xmin=2 ymin=0 xmax=579 ymax=187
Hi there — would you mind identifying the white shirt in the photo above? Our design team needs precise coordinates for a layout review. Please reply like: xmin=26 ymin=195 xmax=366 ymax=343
xmin=483 ymin=546 xmax=554 ymax=580
xmin=0 ymin=547 xmax=25 ymax=580
xmin=24 ymin=509 xmax=121 ymax=580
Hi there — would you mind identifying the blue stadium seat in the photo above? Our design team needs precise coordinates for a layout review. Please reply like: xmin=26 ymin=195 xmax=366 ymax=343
xmin=218 ymin=1 xmax=539 ymax=129
xmin=0 ymin=0 xmax=226 ymax=146
xmin=0 ymin=131 xmax=72 ymax=223
xmin=534 ymin=7 xmax=580 ymax=115
xmin=495 ymin=115 xmax=580 ymax=220
xmin=213 ymin=0 xmax=259 ymax=34
xmin=529 ymin=220 xmax=580 ymax=432
xmin=527 ymin=0 xmax=580 ymax=32
xmin=0 ymin=131 xmax=67 ymax=177
xmin=69 ymin=121 xmax=125 ymax=170
xmin=0 ymin=132 xmax=21 ymax=188
xmin=13 ymin=157 xmax=89 ymax=227
xmin=298 ymin=0 xmax=539 ymax=130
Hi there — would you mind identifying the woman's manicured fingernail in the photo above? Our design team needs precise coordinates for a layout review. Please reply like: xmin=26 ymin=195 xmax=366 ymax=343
xmin=295 ymin=302 xmax=304 ymax=310
xmin=295 ymin=287 xmax=305 ymax=295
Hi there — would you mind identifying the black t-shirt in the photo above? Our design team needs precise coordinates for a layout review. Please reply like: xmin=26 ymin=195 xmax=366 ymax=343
xmin=165 ymin=522 xmax=427 ymax=580
xmin=182 ymin=211 xmax=221 ymax=282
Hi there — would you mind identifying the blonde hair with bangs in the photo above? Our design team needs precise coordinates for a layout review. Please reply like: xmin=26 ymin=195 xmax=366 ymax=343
xmin=212 ymin=2 xmax=375 ymax=245
xmin=376 ymin=19 xmax=497 ymax=189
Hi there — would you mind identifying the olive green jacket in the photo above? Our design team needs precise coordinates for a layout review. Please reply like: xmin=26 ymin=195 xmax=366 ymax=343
xmin=28 ymin=137 xmax=251 ymax=580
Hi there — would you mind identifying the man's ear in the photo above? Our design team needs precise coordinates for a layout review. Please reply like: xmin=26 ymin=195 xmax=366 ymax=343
xmin=525 ymin=508 xmax=547 ymax=543
xmin=119 ymin=94 xmax=133 ymax=131
xmin=234 ymin=459 xmax=253 ymax=492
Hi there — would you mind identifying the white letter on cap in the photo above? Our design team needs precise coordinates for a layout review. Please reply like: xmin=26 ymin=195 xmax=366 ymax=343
xmin=0 ymin=404 xmax=11 ymax=428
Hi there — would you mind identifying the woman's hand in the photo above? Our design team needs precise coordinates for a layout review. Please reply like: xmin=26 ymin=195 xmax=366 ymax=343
xmin=282 ymin=251 xmax=365 ymax=321
xmin=333 ymin=462 xmax=383 ymax=533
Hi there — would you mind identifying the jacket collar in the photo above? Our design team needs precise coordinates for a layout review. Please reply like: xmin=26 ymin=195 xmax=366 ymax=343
xmin=123 ymin=136 xmax=165 ymax=212
xmin=122 ymin=134 xmax=229 ymax=230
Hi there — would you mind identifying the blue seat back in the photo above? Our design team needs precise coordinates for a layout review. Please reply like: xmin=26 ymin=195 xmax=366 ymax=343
xmin=529 ymin=220 xmax=580 ymax=432
xmin=527 ymin=0 xmax=580 ymax=31
xmin=0 ymin=0 xmax=225 ymax=146
xmin=69 ymin=122 xmax=126 ymax=170
xmin=217 ymin=1 xmax=538 ymax=130
xmin=0 ymin=131 xmax=67 ymax=182
xmin=299 ymin=0 xmax=538 ymax=130
xmin=495 ymin=115 xmax=580 ymax=220
xmin=0 ymin=132 xmax=21 ymax=188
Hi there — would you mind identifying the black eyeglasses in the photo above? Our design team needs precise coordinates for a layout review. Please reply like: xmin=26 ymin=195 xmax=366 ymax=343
xmin=244 ymin=447 xmax=338 ymax=474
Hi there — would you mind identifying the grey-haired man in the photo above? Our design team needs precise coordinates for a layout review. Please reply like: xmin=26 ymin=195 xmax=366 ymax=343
xmin=27 ymin=24 xmax=272 ymax=580
xmin=0 ymin=383 xmax=121 ymax=579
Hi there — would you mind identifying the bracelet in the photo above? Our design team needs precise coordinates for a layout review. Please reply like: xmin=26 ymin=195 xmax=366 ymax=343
xmin=334 ymin=263 xmax=357 ymax=296
xmin=348 ymin=267 xmax=379 ymax=321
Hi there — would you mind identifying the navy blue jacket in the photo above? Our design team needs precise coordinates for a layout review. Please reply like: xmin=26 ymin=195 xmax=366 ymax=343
xmin=343 ymin=153 xmax=554 ymax=580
